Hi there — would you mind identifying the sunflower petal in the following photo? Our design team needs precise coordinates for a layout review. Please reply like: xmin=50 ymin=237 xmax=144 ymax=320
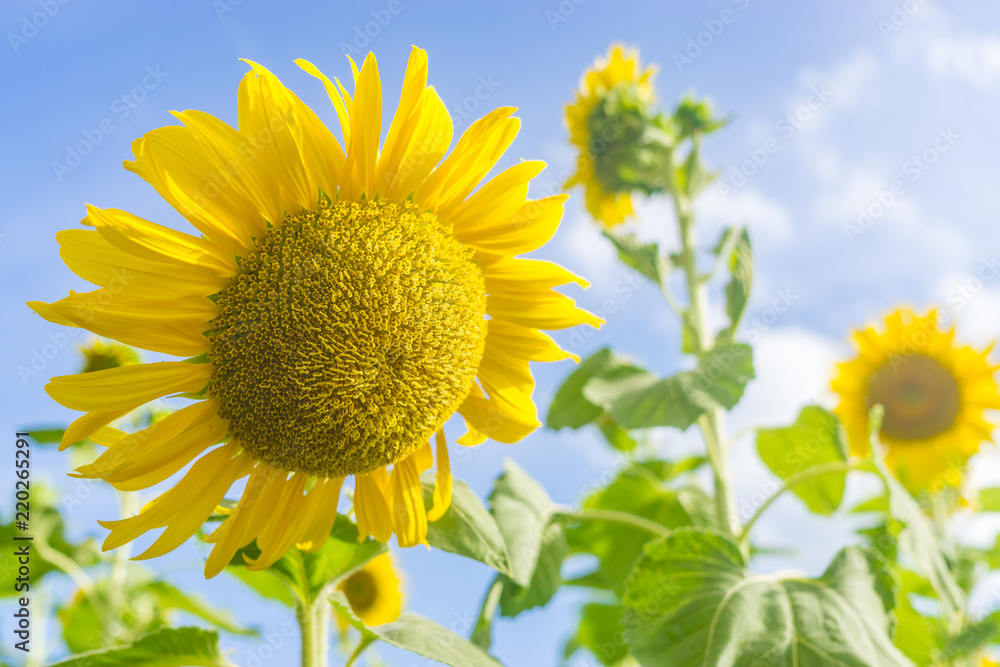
xmin=427 ymin=430 xmax=452 ymax=522
xmin=391 ymin=454 xmax=427 ymax=547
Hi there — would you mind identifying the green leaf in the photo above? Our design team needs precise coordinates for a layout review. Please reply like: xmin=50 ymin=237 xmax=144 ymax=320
xmin=332 ymin=593 xmax=503 ymax=667
xmin=45 ymin=627 xmax=234 ymax=667
xmin=719 ymin=229 xmax=752 ymax=342
xmin=421 ymin=472 xmax=512 ymax=579
xmin=892 ymin=582 xmax=943 ymax=665
xmin=23 ymin=427 xmax=65 ymax=444
xmin=583 ymin=344 xmax=754 ymax=430
xmin=755 ymin=406 xmax=848 ymax=515
xmin=226 ymin=567 xmax=294 ymax=606
xmin=488 ymin=459 xmax=563 ymax=588
xmin=229 ymin=515 xmax=384 ymax=602
xmin=673 ymin=144 xmax=717 ymax=198
xmin=602 ymin=232 xmax=668 ymax=286
xmin=498 ymin=519 xmax=566 ymax=617
xmin=566 ymin=465 xmax=694 ymax=592
xmin=596 ymin=414 xmax=637 ymax=452
xmin=564 ymin=603 xmax=628 ymax=666
xmin=547 ymin=348 xmax=629 ymax=430
xmin=622 ymin=528 xmax=913 ymax=667
xmin=147 ymin=581 xmax=255 ymax=636
xmin=869 ymin=444 xmax=966 ymax=616
xmin=487 ymin=461 xmax=567 ymax=617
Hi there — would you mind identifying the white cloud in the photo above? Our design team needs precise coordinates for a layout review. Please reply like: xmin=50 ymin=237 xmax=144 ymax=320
xmin=890 ymin=5 xmax=1000 ymax=89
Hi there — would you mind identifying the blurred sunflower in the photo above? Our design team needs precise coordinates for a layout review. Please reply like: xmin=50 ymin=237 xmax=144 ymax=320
xmin=337 ymin=553 xmax=402 ymax=627
xmin=832 ymin=308 xmax=1000 ymax=491
xmin=29 ymin=47 xmax=597 ymax=576
xmin=565 ymin=44 xmax=657 ymax=227
xmin=80 ymin=338 xmax=140 ymax=373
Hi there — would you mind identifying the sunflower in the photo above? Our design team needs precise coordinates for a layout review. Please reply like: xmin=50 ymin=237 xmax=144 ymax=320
xmin=79 ymin=338 xmax=140 ymax=373
xmin=564 ymin=44 xmax=657 ymax=228
xmin=832 ymin=308 xmax=1000 ymax=491
xmin=337 ymin=553 xmax=402 ymax=627
xmin=29 ymin=47 xmax=598 ymax=577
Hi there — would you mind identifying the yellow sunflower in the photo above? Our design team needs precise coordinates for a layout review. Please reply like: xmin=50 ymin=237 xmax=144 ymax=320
xmin=832 ymin=308 xmax=1000 ymax=491
xmin=337 ymin=553 xmax=402 ymax=627
xmin=564 ymin=44 xmax=657 ymax=228
xmin=29 ymin=47 xmax=598 ymax=577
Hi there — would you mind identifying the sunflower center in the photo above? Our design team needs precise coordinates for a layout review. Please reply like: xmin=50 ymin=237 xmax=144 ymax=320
xmin=866 ymin=354 xmax=961 ymax=441
xmin=207 ymin=198 xmax=487 ymax=478
xmin=342 ymin=570 xmax=378 ymax=612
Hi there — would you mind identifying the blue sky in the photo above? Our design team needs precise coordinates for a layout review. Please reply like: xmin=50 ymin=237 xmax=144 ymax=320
xmin=6 ymin=0 xmax=1000 ymax=665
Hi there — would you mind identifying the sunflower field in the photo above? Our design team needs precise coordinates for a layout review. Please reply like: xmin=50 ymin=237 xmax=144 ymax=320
xmin=6 ymin=3 xmax=1000 ymax=666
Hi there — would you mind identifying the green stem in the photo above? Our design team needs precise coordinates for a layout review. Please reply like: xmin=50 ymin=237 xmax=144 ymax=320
xmin=738 ymin=462 xmax=859 ymax=544
xmin=344 ymin=635 xmax=375 ymax=667
xmin=555 ymin=507 xmax=671 ymax=538
xmin=673 ymin=181 xmax=739 ymax=538
xmin=296 ymin=596 xmax=329 ymax=667
xmin=291 ymin=549 xmax=328 ymax=667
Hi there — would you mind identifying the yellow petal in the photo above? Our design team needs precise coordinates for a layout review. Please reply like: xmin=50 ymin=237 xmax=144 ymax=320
xmin=124 ymin=127 xmax=260 ymax=255
xmin=355 ymin=470 xmax=393 ymax=543
xmin=295 ymin=477 xmax=345 ymax=552
xmin=48 ymin=289 xmax=217 ymax=332
xmin=439 ymin=161 xmax=545 ymax=233
xmin=46 ymin=361 xmax=211 ymax=413
xmin=171 ymin=109 xmax=286 ymax=226
xmin=458 ymin=195 xmax=566 ymax=256
xmin=57 ymin=229 xmax=229 ymax=299
xmin=427 ymin=430 xmax=452 ymax=522
xmin=75 ymin=400 xmax=217 ymax=479
xmin=391 ymin=454 xmax=427 ymax=547
xmin=414 ymin=107 xmax=520 ymax=211
xmin=131 ymin=446 xmax=253 ymax=560
xmin=100 ymin=444 xmax=248 ymax=552
xmin=86 ymin=205 xmax=236 ymax=277
xmin=204 ymin=464 xmax=275 ymax=577
xmin=380 ymin=85 xmax=452 ymax=202
xmin=345 ymin=53 xmax=382 ymax=198
xmin=238 ymin=61 xmax=346 ymax=208
xmin=60 ymin=409 xmax=131 ymax=451
xmin=457 ymin=382 xmax=539 ymax=444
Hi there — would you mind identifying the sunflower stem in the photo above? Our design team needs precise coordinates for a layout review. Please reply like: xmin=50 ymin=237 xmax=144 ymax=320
xmin=296 ymin=596 xmax=329 ymax=667
xmin=470 ymin=575 xmax=505 ymax=650
xmin=671 ymin=163 xmax=740 ymax=541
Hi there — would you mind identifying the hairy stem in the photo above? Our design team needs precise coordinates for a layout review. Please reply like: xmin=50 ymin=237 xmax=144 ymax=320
xmin=673 ymin=182 xmax=740 ymax=538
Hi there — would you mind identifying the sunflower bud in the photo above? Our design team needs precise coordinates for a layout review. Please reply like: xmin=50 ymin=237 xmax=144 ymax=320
xmin=586 ymin=85 xmax=673 ymax=197
xmin=79 ymin=339 xmax=140 ymax=373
